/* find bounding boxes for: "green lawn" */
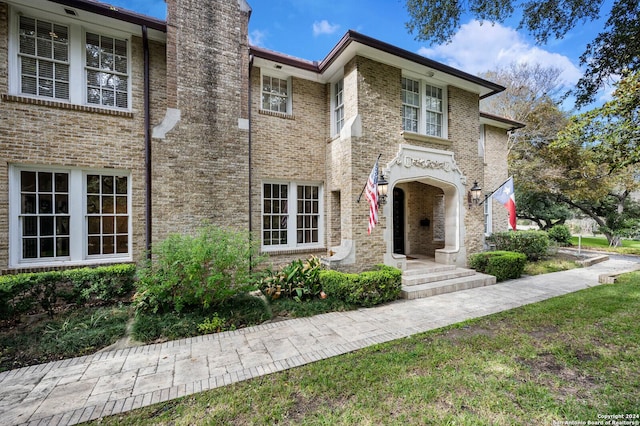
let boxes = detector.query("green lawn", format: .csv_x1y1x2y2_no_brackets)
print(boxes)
570,236,640,255
89,272,640,426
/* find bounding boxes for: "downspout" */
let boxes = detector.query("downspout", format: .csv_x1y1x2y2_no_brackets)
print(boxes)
142,25,152,258
248,53,254,268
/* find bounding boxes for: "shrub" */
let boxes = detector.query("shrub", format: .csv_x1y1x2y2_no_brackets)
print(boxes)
547,225,572,246
134,225,262,314
469,251,527,281
487,230,550,261
0,264,136,319
318,265,402,307
260,256,323,302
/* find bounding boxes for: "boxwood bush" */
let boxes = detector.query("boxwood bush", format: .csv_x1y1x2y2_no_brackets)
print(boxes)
547,224,572,246
0,264,136,319
487,230,550,261
469,251,527,282
319,265,402,307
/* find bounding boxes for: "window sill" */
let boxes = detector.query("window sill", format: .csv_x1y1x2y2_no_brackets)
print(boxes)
1,94,134,118
401,131,451,147
260,247,326,256
258,109,296,120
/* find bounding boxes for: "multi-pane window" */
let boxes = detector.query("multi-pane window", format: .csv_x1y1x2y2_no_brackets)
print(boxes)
296,185,319,244
263,183,322,249
86,33,129,108
12,12,130,109
18,16,70,100
19,171,70,259
261,75,289,113
263,183,289,246
425,84,443,137
334,79,345,133
402,77,420,133
400,77,446,138
86,174,129,255
11,167,131,266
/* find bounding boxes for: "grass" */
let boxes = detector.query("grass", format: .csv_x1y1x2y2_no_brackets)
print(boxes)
570,236,640,255
89,272,640,425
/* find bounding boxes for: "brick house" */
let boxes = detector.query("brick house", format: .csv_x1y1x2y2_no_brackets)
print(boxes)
0,0,522,275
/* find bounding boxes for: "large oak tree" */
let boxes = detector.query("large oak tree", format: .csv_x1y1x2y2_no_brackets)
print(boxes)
406,0,640,107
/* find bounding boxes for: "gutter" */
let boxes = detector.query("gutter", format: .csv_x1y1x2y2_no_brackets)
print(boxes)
47,0,166,31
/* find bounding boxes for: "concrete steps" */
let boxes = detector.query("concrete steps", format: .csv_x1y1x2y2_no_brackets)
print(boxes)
400,263,497,300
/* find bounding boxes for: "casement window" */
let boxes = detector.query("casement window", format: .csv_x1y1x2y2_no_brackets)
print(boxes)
10,166,131,267
11,11,130,110
334,79,345,134
261,73,291,114
401,77,447,138
262,182,323,250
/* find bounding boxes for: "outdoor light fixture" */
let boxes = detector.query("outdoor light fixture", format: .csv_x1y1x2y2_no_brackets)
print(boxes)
470,181,482,206
377,172,388,205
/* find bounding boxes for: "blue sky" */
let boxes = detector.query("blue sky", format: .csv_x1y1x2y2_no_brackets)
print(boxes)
106,0,614,107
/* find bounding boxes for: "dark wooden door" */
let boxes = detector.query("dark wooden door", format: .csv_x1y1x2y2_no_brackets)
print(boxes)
393,187,405,254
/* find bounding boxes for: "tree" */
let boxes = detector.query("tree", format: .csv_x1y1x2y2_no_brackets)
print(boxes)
542,72,640,245
405,0,640,107
479,63,571,227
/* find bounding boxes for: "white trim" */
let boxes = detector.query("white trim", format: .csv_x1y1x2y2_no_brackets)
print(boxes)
401,73,448,139
261,181,324,252
8,4,132,111
8,164,133,269
259,69,292,114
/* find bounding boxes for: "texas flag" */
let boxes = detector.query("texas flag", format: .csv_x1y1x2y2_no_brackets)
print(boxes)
492,177,517,231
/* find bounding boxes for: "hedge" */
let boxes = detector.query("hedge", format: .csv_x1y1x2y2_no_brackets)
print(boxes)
319,265,402,307
487,230,550,261
0,264,136,319
468,251,527,282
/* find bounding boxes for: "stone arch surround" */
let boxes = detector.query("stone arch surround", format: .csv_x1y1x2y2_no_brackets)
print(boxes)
383,144,468,269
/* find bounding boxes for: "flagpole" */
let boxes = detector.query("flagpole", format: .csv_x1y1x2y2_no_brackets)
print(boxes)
478,176,513,206
357,153,382,203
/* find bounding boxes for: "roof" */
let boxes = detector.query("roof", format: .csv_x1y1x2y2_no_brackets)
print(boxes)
251,30,506,99
479,112,526,130
45,0,165,31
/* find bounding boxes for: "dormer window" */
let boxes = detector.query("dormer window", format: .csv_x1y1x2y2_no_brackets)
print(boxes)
401,76,447,139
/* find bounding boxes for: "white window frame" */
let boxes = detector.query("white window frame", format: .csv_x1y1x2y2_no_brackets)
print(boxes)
484,196,493,237
332,78,345,136
260,69,292,114
8,5,131,111
261,181,324,251
8,165,132,268
401,74,448,139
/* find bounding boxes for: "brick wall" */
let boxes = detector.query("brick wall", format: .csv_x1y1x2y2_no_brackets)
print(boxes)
483,124,510,232
250,67,328,268
0,1,167,270
153,0,251,243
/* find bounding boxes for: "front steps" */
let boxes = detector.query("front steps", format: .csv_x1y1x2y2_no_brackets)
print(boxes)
400,261,497,300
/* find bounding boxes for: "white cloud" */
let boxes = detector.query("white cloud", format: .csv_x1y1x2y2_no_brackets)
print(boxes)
249,29,267,47
312,20,340,36
418,20,582,88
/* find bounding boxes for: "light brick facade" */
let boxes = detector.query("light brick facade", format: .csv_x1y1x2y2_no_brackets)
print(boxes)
0,0,520,274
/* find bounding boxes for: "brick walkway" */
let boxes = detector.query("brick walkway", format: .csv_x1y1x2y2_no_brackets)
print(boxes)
1,257,638,425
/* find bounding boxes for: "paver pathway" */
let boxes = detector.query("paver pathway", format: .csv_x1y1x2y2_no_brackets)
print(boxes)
1,257,638,425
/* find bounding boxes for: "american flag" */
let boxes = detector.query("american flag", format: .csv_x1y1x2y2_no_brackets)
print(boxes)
365,160,379,234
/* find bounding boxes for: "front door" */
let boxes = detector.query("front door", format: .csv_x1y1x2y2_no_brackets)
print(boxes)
393,187,405,254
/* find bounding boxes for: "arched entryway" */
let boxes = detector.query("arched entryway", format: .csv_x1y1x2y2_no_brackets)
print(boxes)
383,144,468,269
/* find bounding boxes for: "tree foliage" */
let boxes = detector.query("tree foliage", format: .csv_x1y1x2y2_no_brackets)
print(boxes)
406,0,640,106
542,72,640,245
